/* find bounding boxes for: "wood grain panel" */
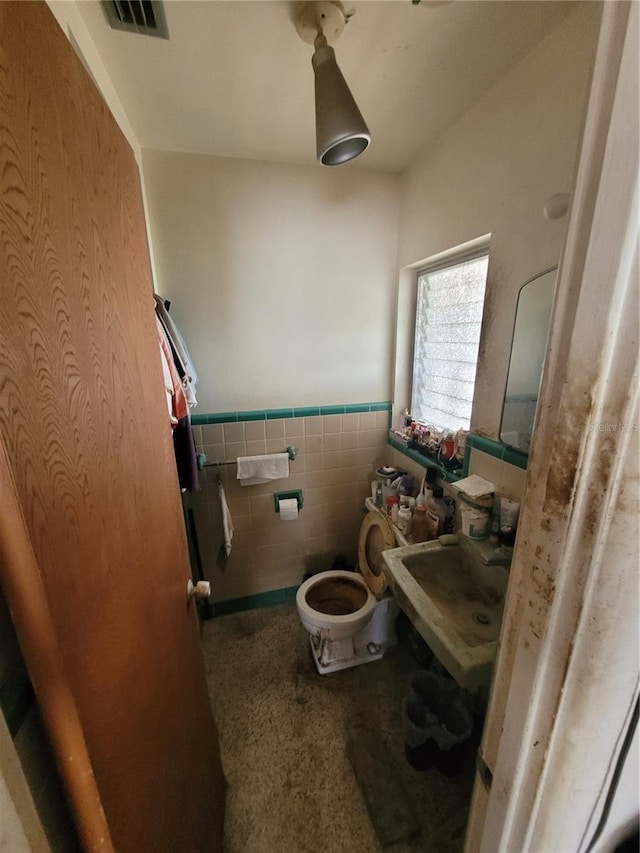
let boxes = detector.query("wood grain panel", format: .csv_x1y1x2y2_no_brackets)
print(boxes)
0,3,224,850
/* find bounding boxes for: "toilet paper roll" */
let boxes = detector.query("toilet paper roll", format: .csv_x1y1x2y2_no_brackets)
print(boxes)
279,497,299,521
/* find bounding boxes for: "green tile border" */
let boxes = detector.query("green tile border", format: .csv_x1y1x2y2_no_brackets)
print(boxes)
267,408,293,420
503,444,529,470
465,433,528,471
213,585,299,617
191,401,391,426
293,406,320,417
200,411,237,425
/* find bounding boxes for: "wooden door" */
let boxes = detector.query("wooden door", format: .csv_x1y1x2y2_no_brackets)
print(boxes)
0,3,225,851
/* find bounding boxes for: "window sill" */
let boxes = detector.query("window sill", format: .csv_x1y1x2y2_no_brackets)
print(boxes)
387,435,467,484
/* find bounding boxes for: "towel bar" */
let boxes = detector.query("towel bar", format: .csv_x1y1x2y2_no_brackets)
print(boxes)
198,446,297,470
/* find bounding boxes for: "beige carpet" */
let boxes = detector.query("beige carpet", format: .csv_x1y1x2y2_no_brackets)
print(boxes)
203,603,477,853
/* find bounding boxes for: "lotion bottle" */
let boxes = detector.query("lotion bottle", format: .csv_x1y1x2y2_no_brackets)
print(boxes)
426,486,447,536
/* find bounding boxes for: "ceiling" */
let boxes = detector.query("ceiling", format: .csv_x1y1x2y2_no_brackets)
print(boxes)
77,0,575,174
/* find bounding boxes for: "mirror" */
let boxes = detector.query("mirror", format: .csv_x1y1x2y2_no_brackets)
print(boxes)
500,267,557,453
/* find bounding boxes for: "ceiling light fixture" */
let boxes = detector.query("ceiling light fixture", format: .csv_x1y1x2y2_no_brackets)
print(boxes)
295,1,370,166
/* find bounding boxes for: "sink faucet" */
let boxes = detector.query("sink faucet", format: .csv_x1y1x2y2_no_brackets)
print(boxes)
481,545,513,566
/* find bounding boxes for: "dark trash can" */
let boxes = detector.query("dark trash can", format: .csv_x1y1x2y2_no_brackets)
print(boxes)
402,671,473,775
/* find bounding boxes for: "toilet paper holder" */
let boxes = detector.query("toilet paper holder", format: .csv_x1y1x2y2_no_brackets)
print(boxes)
274,489,304,513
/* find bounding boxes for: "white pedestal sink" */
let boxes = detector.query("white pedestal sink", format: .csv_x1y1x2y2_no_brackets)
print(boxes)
382,536,510,689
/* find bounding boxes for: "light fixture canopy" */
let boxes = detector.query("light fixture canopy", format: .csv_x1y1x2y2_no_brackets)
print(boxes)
295,2,370,166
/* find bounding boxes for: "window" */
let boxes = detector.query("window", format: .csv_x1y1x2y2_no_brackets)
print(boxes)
411,251,489,432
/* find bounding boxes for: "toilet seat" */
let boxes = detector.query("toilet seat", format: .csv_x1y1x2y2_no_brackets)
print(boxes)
296,570,376,640
358,511,395,599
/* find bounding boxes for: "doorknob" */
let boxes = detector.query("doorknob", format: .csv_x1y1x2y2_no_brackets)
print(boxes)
187,579,211,604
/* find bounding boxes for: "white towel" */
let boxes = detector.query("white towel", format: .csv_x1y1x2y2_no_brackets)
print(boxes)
237,453,289,486
218,480,234,556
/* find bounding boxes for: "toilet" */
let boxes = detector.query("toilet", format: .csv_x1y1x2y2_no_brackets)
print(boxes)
296,511,400,674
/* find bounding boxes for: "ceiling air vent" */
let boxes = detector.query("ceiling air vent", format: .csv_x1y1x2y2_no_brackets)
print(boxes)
102,0,169,39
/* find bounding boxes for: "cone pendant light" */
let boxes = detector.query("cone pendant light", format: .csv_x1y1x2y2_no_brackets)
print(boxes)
295,2,370,166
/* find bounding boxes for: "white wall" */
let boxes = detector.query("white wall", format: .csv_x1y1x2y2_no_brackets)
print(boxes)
142,151,400,412
141,5,599,426
396,3,601,438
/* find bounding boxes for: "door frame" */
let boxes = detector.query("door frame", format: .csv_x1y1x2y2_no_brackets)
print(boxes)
465,1,639,849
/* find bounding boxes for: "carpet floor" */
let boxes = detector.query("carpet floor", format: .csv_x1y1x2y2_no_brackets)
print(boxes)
203,603,479,853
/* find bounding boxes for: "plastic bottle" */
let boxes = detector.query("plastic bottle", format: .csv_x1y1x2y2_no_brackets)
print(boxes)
375,481,383,508
411,504,432,542
433,487,449,533
425,508,440,540
426,486,447,536
386,495,399,518
397,506,413,537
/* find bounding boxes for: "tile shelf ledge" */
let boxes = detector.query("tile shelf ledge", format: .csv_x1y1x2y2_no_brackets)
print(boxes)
387,431,529,483
387,436,466,483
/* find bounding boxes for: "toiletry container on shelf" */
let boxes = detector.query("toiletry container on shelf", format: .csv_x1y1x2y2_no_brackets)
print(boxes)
425,487,447,536
412,504,433,542
397,506,413,537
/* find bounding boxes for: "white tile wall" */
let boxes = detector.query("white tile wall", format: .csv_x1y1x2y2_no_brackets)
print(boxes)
468,448,528,502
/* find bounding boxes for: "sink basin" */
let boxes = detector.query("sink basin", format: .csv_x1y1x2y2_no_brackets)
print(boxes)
382,537,509,689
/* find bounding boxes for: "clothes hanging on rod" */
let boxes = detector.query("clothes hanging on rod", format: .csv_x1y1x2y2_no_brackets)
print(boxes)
154,294,198,407
156,316,187,425
154,296,200,491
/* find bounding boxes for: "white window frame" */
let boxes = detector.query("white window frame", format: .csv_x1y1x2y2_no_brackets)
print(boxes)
410,245,489,433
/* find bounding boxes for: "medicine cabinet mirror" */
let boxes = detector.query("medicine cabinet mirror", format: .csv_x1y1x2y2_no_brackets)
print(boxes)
500,267,557,453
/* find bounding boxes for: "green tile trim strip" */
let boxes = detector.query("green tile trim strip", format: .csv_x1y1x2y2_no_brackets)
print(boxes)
503,444,529,470
191,402,392,426
0,665,35,738
387,436,464,484
213,585,299,617
465,432,528,470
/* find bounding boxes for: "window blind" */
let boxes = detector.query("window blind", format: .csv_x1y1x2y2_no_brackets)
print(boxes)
411,254,489,431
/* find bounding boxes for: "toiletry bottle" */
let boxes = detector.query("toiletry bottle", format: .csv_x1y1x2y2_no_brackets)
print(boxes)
424,508,440,540
412,504,431,542
375,481,383,508
397,505,413,537
386,496,399,518
426,486,447,535
433,487,448,524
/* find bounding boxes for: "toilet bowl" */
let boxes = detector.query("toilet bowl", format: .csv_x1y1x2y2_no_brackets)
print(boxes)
296,511,400,674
